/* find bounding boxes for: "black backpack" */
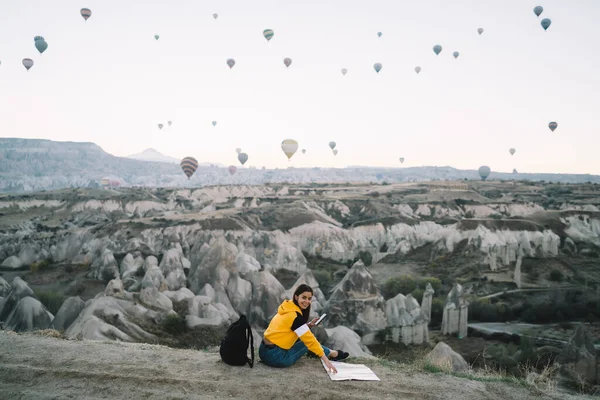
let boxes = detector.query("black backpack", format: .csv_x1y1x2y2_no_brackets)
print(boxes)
219,315,254,367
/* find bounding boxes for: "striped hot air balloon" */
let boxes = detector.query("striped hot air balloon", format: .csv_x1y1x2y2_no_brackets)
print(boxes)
549,121,558,131
227,58,235,69
263,29,274,41
238,153,248,165
22,58,34,71
228,165,237,175
180,157,199,179
284,58,292,67
154,34,160,40
80,8,92,21
541,18,552,31
281,139,298,160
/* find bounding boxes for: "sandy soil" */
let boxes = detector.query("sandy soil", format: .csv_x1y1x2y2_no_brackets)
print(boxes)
0,331,591,400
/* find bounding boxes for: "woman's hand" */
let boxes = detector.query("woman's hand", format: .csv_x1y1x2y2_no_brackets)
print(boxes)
307,317,319,328
321,354,338,374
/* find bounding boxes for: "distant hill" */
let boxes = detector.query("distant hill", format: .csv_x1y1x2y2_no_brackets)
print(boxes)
126,148,180,164
1,138,599,193
126,148,224,167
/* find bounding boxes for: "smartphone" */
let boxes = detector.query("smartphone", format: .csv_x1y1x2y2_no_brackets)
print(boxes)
314,313,327,326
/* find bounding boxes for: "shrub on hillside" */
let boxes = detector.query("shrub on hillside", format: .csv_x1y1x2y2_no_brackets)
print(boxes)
549,269,564,282
382,276,443,300
34,290,65,315
163,313,187,335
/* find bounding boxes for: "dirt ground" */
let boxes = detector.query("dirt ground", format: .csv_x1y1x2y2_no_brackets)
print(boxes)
0,332,592,400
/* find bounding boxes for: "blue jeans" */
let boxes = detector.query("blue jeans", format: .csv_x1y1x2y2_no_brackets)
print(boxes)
259,340,331,368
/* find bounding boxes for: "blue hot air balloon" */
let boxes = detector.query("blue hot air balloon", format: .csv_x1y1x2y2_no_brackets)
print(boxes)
541,18,552,31
478,166,491,181
373,63,382,73
533,6,543,17
34,36,48,54
433,45,442,55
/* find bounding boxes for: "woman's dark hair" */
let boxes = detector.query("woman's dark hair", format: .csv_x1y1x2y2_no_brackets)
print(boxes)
292,284,313,323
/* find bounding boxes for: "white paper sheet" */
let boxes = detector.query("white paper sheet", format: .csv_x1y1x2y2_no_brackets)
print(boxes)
320,360,380,381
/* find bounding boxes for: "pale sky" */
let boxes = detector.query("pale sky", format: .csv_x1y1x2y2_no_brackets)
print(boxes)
1,0,598,174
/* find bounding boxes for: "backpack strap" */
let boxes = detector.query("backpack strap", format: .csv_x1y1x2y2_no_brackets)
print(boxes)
247,323,254,368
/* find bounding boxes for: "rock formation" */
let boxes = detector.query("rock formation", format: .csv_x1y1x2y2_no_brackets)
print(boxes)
425,342,469,372
442,284,469,338
421,282,435,322
384,293,429,345
50,296,86,331
324,260,387,335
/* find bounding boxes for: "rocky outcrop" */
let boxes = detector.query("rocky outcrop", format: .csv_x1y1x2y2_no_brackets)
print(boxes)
421,283,435,322
0,277,37,322
324,261,387,335
384,293,428,345
324,326,374,359
248,271,286,327
1,256,24,270
425,342,469,372
159,248,188,291
65,295,160,342
187,295,236,327
4,296,53,332
442,284,469,338
50,296,86,331
140,287,173,312
120,253,144,279
90,249,119,282
0,277,10,297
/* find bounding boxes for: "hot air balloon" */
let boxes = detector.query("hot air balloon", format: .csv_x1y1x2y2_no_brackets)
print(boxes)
333,149,338,156
168,121,172,127
180,157,199,179
212,121,217,127
213,13,218,19
263,29,274,41
235,148,242,154
399,157,405,164
281,139,298,160
34,36,48,54
509,148,516,156
302,149,306,154
513,168,518,174
154,35,160,40
549,121,558,131
477,28,484,35
341,68,347,76
227,58,235,69
478,165,491,181
158,124,164,130
377,32,382,38
238,153,248,165
283,58,292,68
80,8,92,21
533,6,543,17
541,18,551,30
433,45,442,55
22,58,34,71
328,141,336,150
374,63,382,73
453,51,459,59
228,165,237,175
415,66,421,74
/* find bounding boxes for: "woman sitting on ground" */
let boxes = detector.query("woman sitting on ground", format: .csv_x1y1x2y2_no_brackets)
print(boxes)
260,284,349,373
